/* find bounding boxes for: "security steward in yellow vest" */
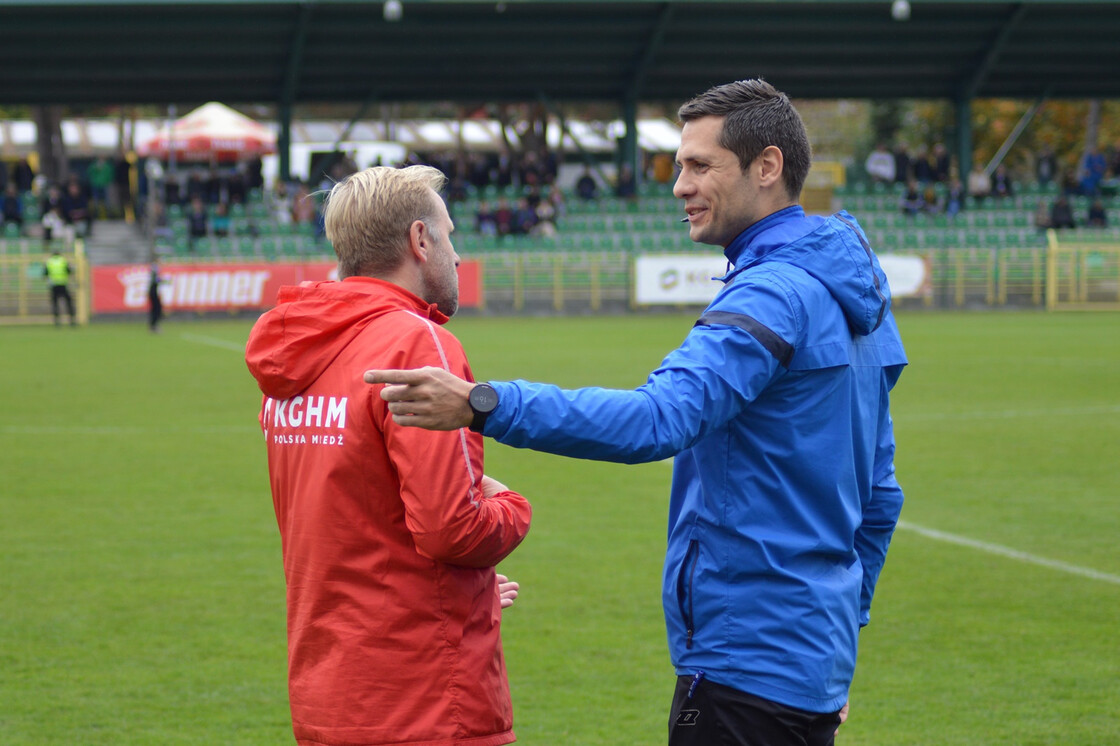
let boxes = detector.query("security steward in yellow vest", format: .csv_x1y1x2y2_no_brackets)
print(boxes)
44,251,76,326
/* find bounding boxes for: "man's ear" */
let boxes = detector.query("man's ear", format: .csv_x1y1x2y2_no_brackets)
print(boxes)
408,219,428,262
756,145,785,189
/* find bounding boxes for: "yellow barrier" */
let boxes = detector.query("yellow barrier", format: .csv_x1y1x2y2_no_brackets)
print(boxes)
0,240,89,325
1045,230,1120,311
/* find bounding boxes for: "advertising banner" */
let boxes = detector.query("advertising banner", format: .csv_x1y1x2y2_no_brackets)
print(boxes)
91,261,484,314
877,254,931,299
635,252,932,305
634,255,727,305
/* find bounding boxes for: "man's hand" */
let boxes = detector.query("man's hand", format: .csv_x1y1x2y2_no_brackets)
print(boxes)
481,475,510,498
363,367,476,430
835,702,849,736
496,573,520,609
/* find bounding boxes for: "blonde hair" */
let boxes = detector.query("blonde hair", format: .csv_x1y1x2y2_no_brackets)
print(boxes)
323,165,447,278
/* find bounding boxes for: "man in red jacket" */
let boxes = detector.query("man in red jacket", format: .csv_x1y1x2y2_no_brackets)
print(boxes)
245,165,532,746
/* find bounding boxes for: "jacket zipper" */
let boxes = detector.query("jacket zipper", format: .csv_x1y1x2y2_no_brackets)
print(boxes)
678,539,699,649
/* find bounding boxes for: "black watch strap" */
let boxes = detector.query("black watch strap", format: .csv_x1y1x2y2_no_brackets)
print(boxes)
468,383,499,433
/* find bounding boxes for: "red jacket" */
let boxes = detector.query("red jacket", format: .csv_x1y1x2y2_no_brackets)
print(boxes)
245,277,531,746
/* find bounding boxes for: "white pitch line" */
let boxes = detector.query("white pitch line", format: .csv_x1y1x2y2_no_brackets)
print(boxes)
180,332,247,352
897,520,1120,586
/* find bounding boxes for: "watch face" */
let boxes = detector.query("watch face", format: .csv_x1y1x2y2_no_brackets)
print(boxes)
470,384,499,413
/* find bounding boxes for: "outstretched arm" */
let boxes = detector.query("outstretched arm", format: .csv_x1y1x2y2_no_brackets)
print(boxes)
364,366,475,430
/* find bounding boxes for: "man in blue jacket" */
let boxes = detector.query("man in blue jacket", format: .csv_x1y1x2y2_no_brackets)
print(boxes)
366,79,907,746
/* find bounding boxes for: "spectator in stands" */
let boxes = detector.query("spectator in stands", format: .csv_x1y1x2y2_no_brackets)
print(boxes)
1079,146,1108,196
511,197,538,235
575,166,598,201
990,164,1014,199
41,184,64,221
42,206,69,245
967,164,991,203
272,182,294,227
519,151,543,190
1087,198,1108,227
864,142,896,184
61,180,92,237
292,183,317,226
247,156,264,194
87,157,114,219
544,185,566,220
899,180,925,216
228,167,247,206
525,185,542,211
494,150,514,189
932,143,951,183
615,163,637,200
475,200,498,237
911,145,934,183
945,179,965,219
493,197,513,237
149,200,174,247
212,201,231,237
187,196,209,248
1060,169,1080,197
447,177,468,204
1050,196,1076,229
921,184,942,215
1035,145,1057,186
14,158,35,193
2,184,22,230
467,153,490,190
1033,199,1052,231
892,143,911,185
533,198,558,238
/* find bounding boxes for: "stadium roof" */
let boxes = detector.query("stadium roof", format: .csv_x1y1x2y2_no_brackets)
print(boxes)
2,0,1120,108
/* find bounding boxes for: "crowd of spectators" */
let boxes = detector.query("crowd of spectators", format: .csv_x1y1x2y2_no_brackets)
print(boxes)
865,139,1120,232
1,155,138,241
407,147,644,239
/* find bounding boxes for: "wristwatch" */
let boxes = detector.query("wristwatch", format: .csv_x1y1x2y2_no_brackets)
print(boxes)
468,383,499,433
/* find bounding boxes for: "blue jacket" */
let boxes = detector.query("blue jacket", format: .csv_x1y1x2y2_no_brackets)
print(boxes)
484,206,907,713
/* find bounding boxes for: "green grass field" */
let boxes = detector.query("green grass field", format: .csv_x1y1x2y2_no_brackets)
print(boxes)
2,310,1118,745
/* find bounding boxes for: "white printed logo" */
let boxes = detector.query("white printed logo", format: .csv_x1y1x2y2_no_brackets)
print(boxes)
263,395,348,447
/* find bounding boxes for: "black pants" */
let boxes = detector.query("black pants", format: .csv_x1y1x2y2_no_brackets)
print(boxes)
669,674,842,746
50,284,74,323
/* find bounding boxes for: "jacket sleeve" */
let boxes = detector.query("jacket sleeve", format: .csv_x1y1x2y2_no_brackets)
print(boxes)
379,323,530,568
854,367,905,626
485,282,790,463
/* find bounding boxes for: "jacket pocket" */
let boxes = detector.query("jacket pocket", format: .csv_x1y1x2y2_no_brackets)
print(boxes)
676,539,700,649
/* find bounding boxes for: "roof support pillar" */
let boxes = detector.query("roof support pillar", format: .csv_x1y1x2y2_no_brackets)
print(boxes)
278,1,315,183
955,95,972,186
619,2,674,186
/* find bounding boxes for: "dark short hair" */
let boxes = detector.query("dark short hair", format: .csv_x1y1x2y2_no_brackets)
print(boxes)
678,79,812,199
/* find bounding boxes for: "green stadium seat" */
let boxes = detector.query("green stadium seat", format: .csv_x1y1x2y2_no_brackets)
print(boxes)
259,237,278,259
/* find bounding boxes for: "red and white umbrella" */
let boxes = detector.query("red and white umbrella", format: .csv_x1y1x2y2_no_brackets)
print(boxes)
140,101,276,162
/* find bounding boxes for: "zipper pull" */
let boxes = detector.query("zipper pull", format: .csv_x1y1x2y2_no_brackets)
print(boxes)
686,628,694,649
686,670,705,700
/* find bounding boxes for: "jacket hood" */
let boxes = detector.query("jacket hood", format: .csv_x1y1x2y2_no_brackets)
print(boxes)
724,207,890,336
245,277,448,400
